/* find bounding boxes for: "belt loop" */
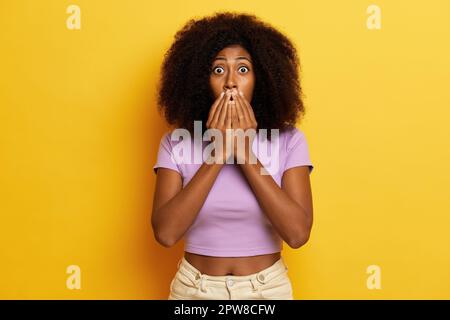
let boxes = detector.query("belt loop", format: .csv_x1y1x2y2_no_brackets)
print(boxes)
250,278,259,292
199,275,207,293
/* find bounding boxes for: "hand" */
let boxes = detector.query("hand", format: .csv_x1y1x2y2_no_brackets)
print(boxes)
205,89,234,164
230,89,258,164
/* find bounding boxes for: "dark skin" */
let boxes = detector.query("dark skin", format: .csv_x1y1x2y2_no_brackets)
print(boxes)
152,45,313,276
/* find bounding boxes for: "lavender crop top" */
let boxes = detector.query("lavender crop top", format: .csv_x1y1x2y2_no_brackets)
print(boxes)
152,127,314,257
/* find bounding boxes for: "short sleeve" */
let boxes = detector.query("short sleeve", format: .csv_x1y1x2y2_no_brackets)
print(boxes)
284,128,314,175
153,132,182,175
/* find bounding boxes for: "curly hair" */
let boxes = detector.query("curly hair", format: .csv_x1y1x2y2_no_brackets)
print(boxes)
156,11,306,141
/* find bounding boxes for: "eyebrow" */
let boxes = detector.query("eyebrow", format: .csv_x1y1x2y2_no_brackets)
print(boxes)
213,56,253,63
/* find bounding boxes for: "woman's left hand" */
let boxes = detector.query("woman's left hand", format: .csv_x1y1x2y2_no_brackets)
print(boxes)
230,89,258,164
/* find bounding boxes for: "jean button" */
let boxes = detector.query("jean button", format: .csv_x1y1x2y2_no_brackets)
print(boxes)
258,274,265,282
227,279,234,287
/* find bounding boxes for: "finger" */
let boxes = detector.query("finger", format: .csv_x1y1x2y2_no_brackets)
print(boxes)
236,90,252,123
231,101,238,129
206,91,224,127
226,100,232,129
233,91,249,126
208,91,226,127
239,91,257,124
218,91,232,125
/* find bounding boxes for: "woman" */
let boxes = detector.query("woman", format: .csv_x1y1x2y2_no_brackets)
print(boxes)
152,12,314,300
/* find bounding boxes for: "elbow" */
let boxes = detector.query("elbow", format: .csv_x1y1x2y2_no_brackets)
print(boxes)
154,231,176,248
287,228,311,249
288,212,313,249
152,217,176,248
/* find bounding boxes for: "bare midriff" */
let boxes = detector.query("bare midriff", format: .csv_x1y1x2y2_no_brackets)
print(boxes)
184,251,281,276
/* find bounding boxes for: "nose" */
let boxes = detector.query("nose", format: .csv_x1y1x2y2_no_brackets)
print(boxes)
224,84,237,91
223,84,238,100
223,85,238,94
223,73,238,93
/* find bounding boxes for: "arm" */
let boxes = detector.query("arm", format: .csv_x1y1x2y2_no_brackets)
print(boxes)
238,155,313,249
152,91,234,247
228,89,313,248
151,158,224,247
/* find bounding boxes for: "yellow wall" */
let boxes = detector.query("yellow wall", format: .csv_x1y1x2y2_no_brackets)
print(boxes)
1,0,449,299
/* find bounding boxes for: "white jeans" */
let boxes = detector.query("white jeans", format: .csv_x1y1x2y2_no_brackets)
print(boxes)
168,256,294,300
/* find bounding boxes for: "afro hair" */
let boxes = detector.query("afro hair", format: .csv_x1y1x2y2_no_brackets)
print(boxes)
157,11,306,140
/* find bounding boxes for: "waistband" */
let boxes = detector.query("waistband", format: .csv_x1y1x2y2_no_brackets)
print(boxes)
177,255,288,285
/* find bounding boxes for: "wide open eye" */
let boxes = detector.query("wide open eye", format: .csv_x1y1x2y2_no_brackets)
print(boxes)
238,66,249,73
212,66,225,74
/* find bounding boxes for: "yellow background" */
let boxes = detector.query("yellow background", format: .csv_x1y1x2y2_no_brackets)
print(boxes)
1,0,449,299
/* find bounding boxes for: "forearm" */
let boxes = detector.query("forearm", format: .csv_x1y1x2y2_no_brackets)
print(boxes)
238,157,311,248
154,158,224,246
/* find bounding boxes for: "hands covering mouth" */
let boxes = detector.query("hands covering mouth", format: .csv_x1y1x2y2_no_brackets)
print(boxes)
206,86,258,164
224,88,238,101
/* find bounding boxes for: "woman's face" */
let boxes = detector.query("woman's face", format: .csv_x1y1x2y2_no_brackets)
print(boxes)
209,44,255,103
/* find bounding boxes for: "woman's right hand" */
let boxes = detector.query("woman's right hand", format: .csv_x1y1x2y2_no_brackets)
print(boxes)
205,89,234,164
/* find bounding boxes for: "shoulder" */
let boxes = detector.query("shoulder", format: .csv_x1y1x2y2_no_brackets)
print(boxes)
280,126,307,151
156,131,173,152
160,129,192,148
